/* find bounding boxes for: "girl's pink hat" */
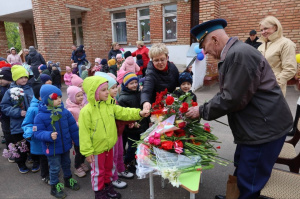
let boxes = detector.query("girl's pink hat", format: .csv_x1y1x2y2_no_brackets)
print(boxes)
71,74,83,87
95,58,101,64
117,69,129,85
116,54,122,59
66,66,71,71
67,86,83,104
95,82,108,101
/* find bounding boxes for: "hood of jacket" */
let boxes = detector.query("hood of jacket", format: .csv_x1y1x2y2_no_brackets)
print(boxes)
30,96,40,108
124,56,134,65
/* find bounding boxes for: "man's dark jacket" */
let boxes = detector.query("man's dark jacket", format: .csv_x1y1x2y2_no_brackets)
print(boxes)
199,37,292,145
245,36,262,49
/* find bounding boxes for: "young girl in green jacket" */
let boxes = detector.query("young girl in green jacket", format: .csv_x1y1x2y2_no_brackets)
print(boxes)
78,76,149,199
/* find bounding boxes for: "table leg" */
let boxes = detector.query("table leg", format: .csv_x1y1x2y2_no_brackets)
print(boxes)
149,172,154,199
190,193,195,199
161,177,165,188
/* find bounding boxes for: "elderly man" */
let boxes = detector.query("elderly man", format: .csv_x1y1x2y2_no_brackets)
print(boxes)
187,19,293,199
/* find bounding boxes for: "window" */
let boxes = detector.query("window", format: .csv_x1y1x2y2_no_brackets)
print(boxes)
71,18,83,46
163,4,177,41
111,12,127,43
138,8,150,42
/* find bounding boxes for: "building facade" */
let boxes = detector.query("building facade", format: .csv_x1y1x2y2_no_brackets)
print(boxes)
0,0,299,83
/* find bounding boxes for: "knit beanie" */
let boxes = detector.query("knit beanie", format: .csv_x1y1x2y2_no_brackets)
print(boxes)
108,59,116,66
0,61,11,68
117,70,129,85
95,58,101,64
71,74,83,87
124,51,132,59
123,72,138,86
95,82,108,101
40,84,62,105
11,65,29,81
107,73,116,80
94,72,117,89
29,46,35,52
137,54,143,60
100,59,107,65
67,86,83,104
116,54,122,59
66,66,71,72
40,74,52,84
38,64,47,71
32,83,42,100
0,67,13,81
179,72,193,85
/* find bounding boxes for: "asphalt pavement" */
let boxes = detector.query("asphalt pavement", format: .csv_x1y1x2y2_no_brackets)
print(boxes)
0,83,299,199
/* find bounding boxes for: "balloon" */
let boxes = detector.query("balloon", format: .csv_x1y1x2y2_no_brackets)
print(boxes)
194,45,202,54
197,52,204,61
296,54,300,64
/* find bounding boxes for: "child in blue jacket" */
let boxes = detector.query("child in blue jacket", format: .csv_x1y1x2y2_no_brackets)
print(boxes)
0,65,33,173
22,83,50,184
33,84,80,198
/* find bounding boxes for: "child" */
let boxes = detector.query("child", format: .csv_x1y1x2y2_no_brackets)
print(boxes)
80,65,88,80
22,84,50,183
115,54,123,70
0,66,14,159
40,74,52,85
108,59,117,77
0,65,33,173
120,53,140,74
65,86,89,178
71,74,88,105
100,59,109,73
71,63,78,75
88,58,101,77
173,72,197,102
183,64,193,77
64,66,72,86
51,64,61,89
47,61,53,74
118,72,150,173
34,84,80,198
79,76,149,199
136,54,143,78
39,64,51,76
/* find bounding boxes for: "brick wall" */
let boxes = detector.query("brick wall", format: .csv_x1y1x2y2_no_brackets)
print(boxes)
0,21,8,58
19,21,35,60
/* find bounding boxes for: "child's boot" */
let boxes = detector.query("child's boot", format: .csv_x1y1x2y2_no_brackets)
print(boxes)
51,183,66,199
95,189,109,199
64,177,80,190
105,183,121,199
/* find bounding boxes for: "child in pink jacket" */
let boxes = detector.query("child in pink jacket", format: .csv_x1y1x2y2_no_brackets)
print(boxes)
66,86,89,178
120,55,140,74
71,75,88,104
64,66,72,86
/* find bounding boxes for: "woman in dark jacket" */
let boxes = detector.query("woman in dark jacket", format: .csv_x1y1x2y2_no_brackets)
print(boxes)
108,42,122,60
141,43,179,110
27,46,46,79
74,45,87,77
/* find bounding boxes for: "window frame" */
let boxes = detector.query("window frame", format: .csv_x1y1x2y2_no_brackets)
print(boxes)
163,4,177,42
137,7,150,43
111,11,127,44
71,17,83,46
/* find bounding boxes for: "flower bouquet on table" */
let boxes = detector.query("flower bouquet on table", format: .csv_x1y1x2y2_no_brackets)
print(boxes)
135,89,228,187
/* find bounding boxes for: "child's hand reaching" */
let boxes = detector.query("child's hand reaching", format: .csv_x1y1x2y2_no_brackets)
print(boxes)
128,123,135,128
134,122,140,128
86,155,95,163
51,132,58,140
139,109,150,118
21,110,26,117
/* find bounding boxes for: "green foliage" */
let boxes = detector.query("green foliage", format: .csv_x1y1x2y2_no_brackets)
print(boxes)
4,22,21,52
47,98,62,132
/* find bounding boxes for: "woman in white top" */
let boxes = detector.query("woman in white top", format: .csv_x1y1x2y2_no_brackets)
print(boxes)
6,47,22,64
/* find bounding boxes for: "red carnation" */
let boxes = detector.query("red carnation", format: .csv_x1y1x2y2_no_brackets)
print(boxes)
51,93,58,100
161,141,173,150
174,129,186,137
216,146,221,149
178,121,186,129
165,131,174,137
174,140,183,148
192,101,198,106
179,102,189,113
165,96,174,105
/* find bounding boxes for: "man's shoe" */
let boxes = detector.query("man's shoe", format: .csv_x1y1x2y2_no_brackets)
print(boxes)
32,162,40,173
215,195,226,199
18,165,29,174
74,167,86,177
112,179,127,189
118,170,134,179
105,183,121,199
51,183,66,199
64,177,80,190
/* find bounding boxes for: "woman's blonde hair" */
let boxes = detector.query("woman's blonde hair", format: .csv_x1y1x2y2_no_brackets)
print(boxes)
259,16,283,37
149,43,169,59
136,41,144,46
111,42,119,49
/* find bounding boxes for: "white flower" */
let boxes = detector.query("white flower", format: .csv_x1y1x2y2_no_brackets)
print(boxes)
14,96,18,100
161,167,182,188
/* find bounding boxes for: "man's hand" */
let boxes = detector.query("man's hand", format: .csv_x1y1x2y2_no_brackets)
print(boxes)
186,106,200,119
143,102,151,112
21,110,26,117
51,132,58,140
140,109,150,118
86,155,95,163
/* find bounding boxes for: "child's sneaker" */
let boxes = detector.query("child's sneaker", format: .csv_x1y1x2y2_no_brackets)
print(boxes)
27,155,33,163
80,163,89,172
64,177,80,190
51,183,66,199
42,176,50,185
105,183,121,199
95,189,109,199
8,157,15,163
32,162,40,173
112,179,127,189
18,164,29,174
74,167,86,177
118,170,134,179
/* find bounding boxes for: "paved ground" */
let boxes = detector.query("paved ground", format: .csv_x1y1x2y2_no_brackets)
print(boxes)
0,83,299,199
